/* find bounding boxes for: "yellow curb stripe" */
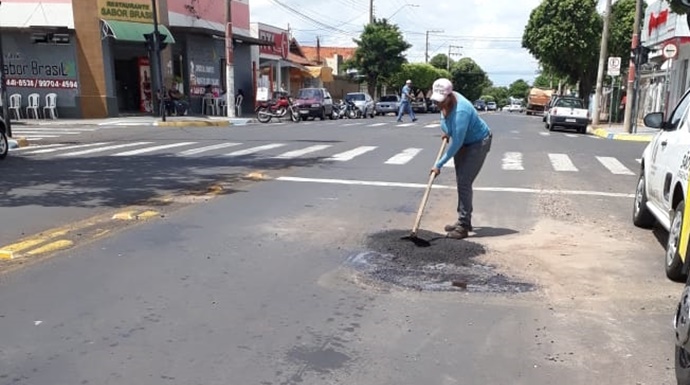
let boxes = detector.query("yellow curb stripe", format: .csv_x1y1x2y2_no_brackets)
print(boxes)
136,210,159,220
0,228,71,258
24,240,74,257
112,210,138,220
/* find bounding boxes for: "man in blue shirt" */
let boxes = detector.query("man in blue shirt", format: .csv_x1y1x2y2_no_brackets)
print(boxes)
396,79,417,122
429,78,492,239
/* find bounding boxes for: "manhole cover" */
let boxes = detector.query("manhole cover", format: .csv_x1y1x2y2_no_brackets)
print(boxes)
344,229,535,293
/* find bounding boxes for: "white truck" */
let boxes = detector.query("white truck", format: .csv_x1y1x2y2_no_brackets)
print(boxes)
543,96,590,134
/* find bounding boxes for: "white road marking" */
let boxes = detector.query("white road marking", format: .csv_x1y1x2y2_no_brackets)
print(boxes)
565,133,578,138
425,124,440,128
273,144,332,159
396,123,415,127
224,143,287,157
636,158,641,163
11,143,66,152
444,158,455,168
342,123,363,126
502,152,524,170
58,142,154,157
368,123,387,127
178,142,241,156
539,132,550,136
13,131,82,135
596,156,635,175
15,135,59,138
511,130,520,134
548,153,578,172
111,142,198,156
13,127,99,132
23,142,112,155
384,148,423,165
326,146,377,161
274,176,636,198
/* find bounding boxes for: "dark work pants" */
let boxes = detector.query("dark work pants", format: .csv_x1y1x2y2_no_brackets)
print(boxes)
453,133,492,228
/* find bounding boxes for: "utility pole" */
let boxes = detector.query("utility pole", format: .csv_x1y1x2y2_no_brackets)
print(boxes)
225,0,236,117
623,0,642,133
0,0,12,137
447,45,463,71
150,0,166,121
369,0,374,23
425,29,443,63
592,0,611,126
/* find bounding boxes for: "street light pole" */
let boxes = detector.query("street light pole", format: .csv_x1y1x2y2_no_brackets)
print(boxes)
0,0,11,137
150,0,166,121
592,0,611,126
623,0,642,133
225,0,235,118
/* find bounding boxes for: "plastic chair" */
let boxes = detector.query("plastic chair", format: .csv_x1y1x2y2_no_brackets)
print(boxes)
202,96,216,115
9,94,21,120
43,93,58,119
26,93,40,119
235,94,244,117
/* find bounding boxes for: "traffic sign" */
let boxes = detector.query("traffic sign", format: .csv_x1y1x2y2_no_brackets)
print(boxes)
607,56,621,76
663,43,678,59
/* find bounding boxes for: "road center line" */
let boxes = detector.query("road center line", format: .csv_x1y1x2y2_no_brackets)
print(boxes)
273,176,635,199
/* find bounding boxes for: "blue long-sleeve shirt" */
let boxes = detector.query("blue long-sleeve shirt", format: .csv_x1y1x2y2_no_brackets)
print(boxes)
435,91,491,169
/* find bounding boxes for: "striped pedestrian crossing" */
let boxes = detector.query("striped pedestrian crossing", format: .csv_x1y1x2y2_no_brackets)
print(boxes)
11,140,640,176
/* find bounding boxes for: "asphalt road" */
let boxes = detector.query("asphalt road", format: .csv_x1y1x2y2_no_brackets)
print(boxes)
0,111,681,384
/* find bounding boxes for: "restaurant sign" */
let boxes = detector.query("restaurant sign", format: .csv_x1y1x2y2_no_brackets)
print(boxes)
98,0,154,23
259,30,289,59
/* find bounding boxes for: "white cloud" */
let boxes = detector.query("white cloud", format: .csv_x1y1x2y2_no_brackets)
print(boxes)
249,0,544,87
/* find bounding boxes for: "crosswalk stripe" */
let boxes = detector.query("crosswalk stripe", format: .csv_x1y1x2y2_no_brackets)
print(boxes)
385,148,423,165
368,123,387,127
223,143,287,157
343,123,363,126
58,142,154,157
539,132,550,136
13,127,99,132
636,158,641,163
565,133,578,138
17,135,59,138
502,152,524,170
327,146,377,161
596,156,634,175
111,142,198,156
273,144,332,159
425,124,440,128
14,131,82,135
511,130,520,134
548,153,578,172
24,142,112,155
178,142,241,156
397,123,414,127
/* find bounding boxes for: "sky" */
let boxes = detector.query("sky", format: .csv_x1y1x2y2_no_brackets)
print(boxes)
249,0,547,87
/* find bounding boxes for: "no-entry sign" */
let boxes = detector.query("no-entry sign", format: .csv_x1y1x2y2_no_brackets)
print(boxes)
607,56,621,76
663,43,678,60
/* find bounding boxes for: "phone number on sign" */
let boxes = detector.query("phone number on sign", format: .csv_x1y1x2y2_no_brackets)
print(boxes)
4,78,79,89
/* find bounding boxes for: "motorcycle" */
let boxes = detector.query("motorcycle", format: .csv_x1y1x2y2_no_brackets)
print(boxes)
344,99,362,119
331,99,346,119
256,94,299,123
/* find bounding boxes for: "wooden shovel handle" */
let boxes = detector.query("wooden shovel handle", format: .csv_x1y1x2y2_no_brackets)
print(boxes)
411,137,448,234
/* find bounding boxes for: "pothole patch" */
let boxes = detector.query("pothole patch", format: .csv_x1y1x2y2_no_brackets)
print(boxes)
344,229,535,293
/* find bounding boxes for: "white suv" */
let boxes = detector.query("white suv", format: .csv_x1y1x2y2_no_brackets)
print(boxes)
0,116,7,160
634,89,690,282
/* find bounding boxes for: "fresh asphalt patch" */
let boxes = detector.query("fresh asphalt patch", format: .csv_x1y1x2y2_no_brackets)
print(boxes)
344,229,535,293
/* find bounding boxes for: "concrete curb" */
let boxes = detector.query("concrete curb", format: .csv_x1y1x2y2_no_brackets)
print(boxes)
589,127,654,142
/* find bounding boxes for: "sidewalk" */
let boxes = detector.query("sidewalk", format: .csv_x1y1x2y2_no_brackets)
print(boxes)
588,121,657,142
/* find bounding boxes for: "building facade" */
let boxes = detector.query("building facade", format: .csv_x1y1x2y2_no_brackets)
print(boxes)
0,0,266,118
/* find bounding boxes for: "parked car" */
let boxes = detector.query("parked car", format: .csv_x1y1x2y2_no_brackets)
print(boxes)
0,116,7,160
543,96,589,134
293,87,334,120
375,95,400,115
427,99,439,113
486,101,497,111
345,92,375,118
411,97,428,113
474,100,487,111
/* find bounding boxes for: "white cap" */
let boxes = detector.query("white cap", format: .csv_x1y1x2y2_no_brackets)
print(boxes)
406,79,412,84
430,78,453,103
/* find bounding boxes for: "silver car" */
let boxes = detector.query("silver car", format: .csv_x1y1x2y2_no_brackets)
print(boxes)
376,94,400,115
345,92,376,118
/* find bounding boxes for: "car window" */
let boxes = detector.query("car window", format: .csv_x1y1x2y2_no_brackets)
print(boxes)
346,93,365,101
668,91,690,130
298,89,321,99
554,98,583,108
380,96,398,102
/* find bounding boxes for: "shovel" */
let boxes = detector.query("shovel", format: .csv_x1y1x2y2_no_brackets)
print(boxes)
401,137,448,247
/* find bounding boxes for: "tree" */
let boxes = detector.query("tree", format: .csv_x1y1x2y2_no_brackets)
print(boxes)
351,18,412,97
386,63,451,95
451,57,488,102
667,0,690,15
483,86,509,106
508,79,531,99
609,0,646,68
522,0,602,105
429,54,454,71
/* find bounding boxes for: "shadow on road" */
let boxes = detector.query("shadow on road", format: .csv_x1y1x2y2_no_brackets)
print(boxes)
0,153,329,209
471,226,519,238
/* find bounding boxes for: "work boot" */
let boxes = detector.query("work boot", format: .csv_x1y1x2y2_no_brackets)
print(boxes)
444,222,472,232
447,227,469,239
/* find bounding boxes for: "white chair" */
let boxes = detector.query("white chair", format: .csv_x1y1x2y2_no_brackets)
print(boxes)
9,94,21,120
235,94,243,117
43,93,58,119
26,93,40,119
202,96,216,115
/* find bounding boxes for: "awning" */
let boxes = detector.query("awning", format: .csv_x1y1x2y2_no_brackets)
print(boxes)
233,33,272,46
101,19,176,44
306,66,334,82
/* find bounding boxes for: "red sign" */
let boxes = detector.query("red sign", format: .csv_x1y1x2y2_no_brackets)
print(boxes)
649,9,669,35
259,30,289,59
5,78,78,89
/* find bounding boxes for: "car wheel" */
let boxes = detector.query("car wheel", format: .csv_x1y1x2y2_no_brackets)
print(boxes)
667,201,688,282
0,128,7,160
676,281,690,385
633,171,655,228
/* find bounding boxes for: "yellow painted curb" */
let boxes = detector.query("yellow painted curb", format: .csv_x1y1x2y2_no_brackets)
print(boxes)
25,240,74,257
154,120,232,127
112,210,138,220
0,229,70,259
590,127,653,142
135,210,160,220
244,171,270,181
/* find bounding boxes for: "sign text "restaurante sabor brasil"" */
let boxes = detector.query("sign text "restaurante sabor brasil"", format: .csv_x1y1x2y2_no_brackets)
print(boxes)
100,1,153,22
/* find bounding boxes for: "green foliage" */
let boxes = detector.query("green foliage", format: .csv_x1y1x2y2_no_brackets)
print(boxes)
482,86,509,106
351,18,412,96
508,79,531,99
522,0,602,104
387,63,451,92
429,54,453,71
667,0,690,15
609,0,646,66
450,57,489,102
480,95,495,103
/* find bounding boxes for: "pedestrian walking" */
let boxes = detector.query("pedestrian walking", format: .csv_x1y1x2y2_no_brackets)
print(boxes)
429,78,492,239
396,79,417,122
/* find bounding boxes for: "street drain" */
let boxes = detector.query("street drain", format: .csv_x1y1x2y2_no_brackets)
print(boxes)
345,229,535,293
